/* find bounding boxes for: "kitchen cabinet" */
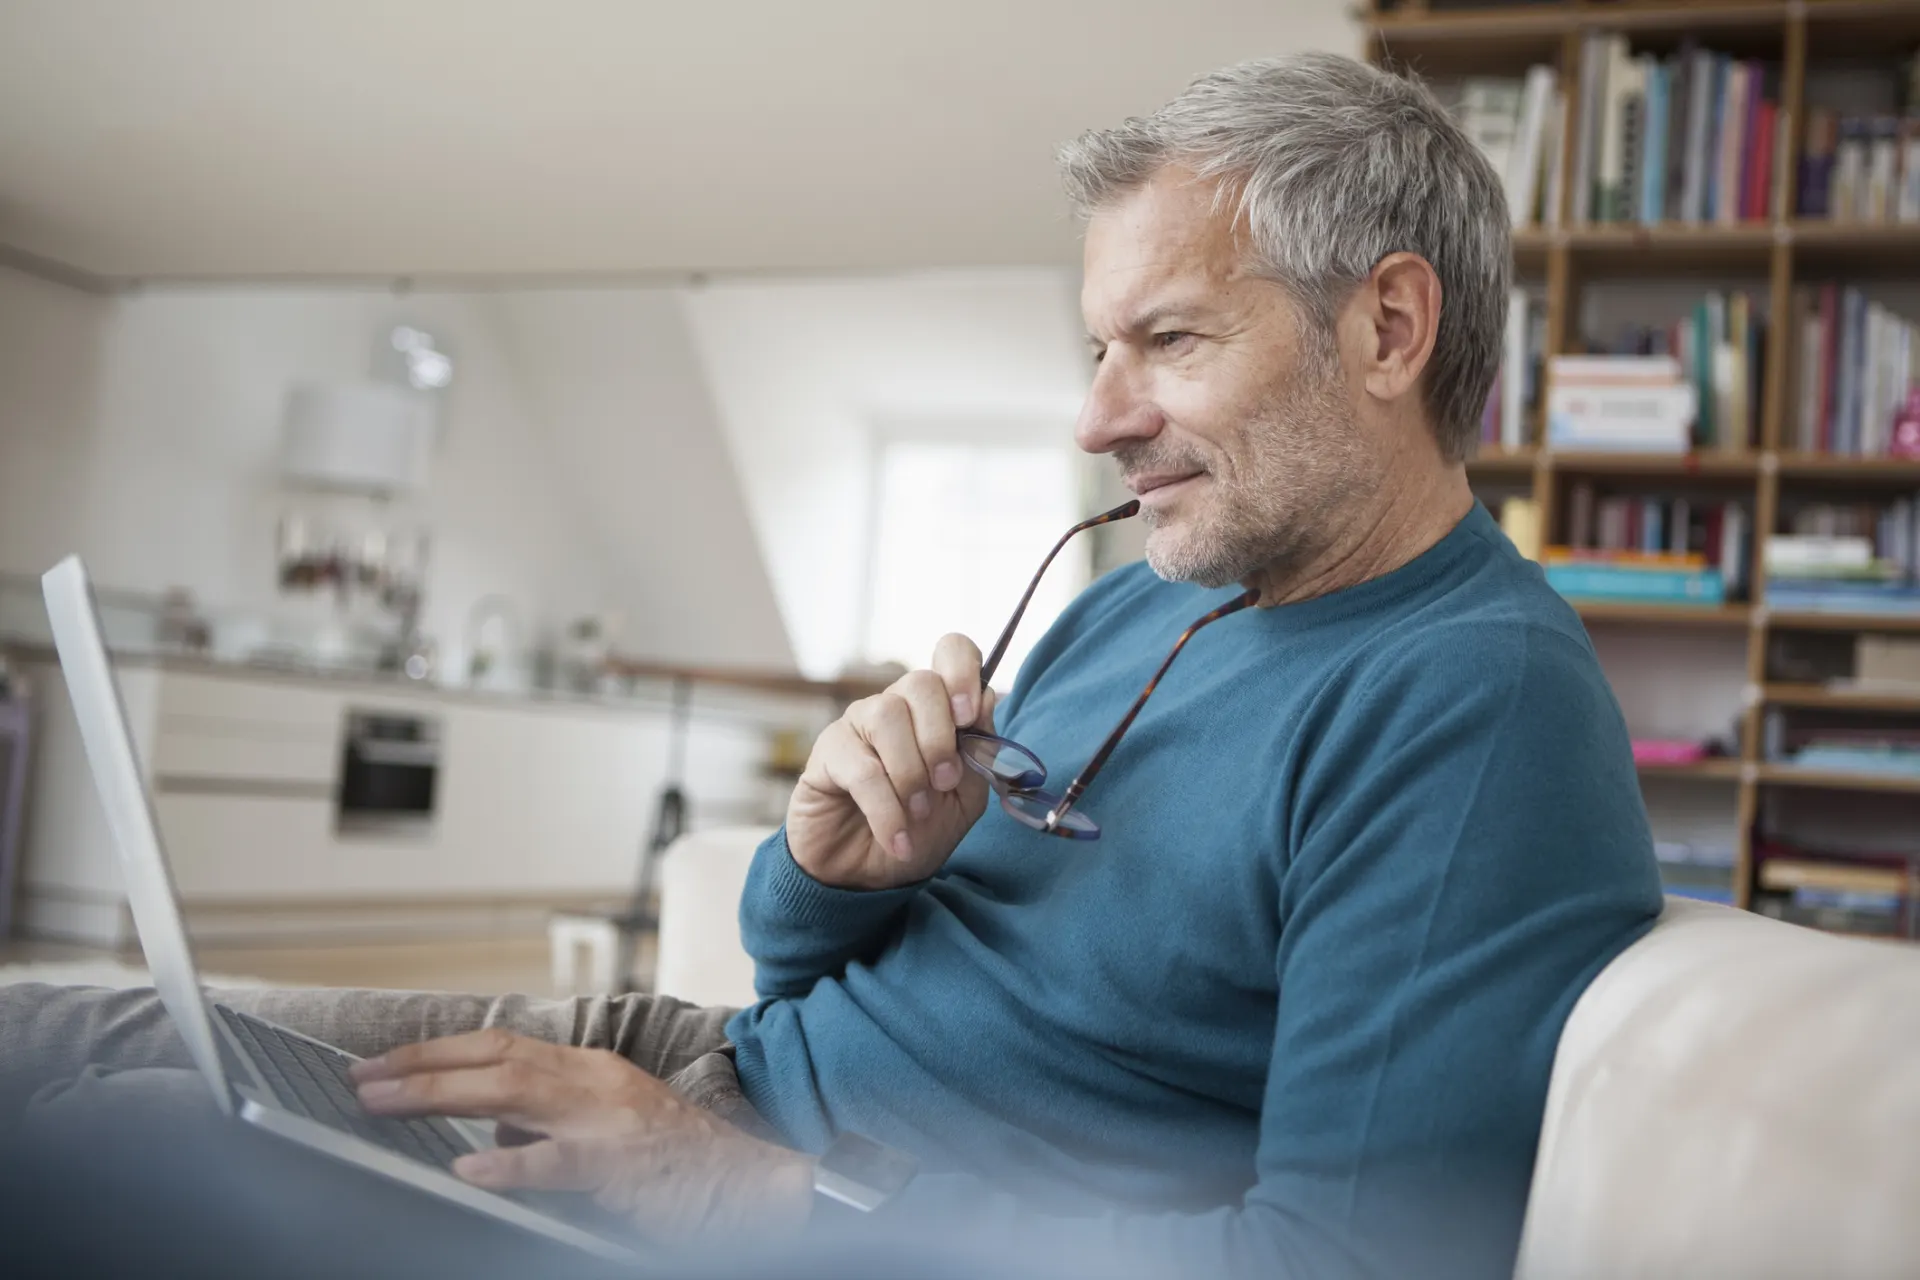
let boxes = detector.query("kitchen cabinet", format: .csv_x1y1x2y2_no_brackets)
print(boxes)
14,655,777,946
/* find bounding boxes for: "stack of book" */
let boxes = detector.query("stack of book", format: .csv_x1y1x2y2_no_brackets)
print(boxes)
1572,37,1781,226
1797,109,1920,222
1553,488,1750,603
1584,293,1766,452
1447,67,1565,228
1655,839,1736,907
1753,845,1916,938
1481,290,1547,450
1544,547,1727,606
1767,517,1920,615
1788,287,1920,456
1764,706,1920,775
1546,355,1695,451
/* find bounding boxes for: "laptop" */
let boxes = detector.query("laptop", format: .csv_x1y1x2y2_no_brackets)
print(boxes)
40,555,634,1262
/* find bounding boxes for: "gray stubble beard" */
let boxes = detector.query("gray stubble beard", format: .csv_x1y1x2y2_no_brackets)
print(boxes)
1138,366,1368,591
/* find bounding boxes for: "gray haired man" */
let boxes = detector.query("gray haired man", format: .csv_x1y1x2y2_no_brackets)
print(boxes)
1,53,1661,1279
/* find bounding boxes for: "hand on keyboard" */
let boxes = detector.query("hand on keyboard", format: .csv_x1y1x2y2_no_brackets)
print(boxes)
351,1029,815,1241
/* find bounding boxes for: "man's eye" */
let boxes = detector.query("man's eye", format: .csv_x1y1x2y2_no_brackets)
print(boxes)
1153,331,1195,351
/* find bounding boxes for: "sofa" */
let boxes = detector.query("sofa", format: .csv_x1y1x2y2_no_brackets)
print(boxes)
653,829,1920,1277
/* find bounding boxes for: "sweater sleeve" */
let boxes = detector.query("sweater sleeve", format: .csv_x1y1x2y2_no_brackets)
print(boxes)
833,624,1663,1280
736,827,926,1000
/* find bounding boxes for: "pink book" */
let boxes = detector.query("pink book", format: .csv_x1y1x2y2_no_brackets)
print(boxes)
1633,739,1710,766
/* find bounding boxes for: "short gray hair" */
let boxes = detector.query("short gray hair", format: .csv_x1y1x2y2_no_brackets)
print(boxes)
1057,52,1510,462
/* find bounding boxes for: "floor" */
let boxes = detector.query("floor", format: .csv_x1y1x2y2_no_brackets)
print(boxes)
0,932,651,995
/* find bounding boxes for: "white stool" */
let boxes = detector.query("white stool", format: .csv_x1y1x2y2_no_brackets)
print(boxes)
547,912,623,997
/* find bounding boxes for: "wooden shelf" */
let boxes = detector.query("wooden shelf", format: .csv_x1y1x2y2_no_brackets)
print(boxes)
1773,453,1920,483
1574,601,1753,626
1366,2,1801,41
1543,450,1761,476
1753,763,1920,795
1637,758,1746,781
1563,222,1778,274
1790,220,1920,271
1466,447,1538,477
1764,682,1920,712
1765,610,1920,634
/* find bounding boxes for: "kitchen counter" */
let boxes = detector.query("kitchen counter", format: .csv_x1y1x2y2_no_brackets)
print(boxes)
5,636,811,948
0,635,835,723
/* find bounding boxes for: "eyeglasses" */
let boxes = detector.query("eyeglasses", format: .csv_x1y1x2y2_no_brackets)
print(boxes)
959,500,1260,840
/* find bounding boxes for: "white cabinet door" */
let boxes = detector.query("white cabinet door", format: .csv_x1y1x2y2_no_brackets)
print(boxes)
153,672,345,788
434,703,664,895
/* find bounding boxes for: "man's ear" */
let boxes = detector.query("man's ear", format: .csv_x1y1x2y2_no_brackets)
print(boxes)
1355,252,1441,407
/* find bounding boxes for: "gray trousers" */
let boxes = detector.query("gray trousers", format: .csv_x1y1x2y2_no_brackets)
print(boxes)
0,981,765,1140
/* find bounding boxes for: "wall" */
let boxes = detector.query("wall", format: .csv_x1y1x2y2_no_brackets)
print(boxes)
487,289,793,667
681,267,1097,679
0,266,791,676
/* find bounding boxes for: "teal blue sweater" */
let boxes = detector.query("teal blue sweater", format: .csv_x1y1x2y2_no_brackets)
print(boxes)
727,503,1662,1277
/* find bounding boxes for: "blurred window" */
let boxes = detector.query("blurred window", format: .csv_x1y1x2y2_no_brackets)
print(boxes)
861,438,1085,683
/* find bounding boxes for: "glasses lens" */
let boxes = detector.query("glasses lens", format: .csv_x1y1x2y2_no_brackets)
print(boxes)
998,788,1100,840
958,732,1047,791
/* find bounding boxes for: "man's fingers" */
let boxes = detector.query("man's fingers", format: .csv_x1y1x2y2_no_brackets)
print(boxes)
811,722,914,861
888,670,965,794
849,690,934,814
351,1027,559,1083
931,633,985,727
356,1060,563,1124
453,1138,599,1192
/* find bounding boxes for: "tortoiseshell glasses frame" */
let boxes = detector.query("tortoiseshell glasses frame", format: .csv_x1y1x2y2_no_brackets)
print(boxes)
959,499,1261,840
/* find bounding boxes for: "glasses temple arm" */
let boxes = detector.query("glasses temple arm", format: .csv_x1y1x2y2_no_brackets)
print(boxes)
1045,588,1261,831
979,499,1140,686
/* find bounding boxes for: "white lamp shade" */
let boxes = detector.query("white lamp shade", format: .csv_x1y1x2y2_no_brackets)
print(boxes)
281,382,432,494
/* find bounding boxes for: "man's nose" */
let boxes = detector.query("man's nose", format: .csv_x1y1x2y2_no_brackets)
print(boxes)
1074,357,1162,455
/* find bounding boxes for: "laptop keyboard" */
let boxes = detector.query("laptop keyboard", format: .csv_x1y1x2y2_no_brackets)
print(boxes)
215,1004,472,1171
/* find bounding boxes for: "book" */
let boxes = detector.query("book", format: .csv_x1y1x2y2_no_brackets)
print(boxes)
1899,119,1920,222
1544,563,1727,603
1501,286,1529,449
1799,108,1838,217
1547,384,1695,450
1574,34,1608,225
1597,37,1634,223
1681,48,1715,223
1761,859,1910,898
1868,117,1899,222
1618,56,1648,224
1663,49,1692,223
1510,64,1559,227
1542,88,1567,226
1717,60,1748,225
1639,57,1668,224
1499,498,1542,560
1766,535,1875,572
1835,118,1868,220
1544,547,1707,569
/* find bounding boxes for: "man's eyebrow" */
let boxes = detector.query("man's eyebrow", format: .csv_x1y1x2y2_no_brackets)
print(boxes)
1087,304,1206,346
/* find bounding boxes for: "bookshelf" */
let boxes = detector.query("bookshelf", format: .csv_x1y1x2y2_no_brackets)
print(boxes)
1370,0,1920,931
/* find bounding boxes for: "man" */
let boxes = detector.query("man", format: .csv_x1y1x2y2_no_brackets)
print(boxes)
1,52,1662,1278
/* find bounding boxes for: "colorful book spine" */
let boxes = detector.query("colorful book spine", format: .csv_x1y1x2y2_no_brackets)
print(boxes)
1545,564,1728,603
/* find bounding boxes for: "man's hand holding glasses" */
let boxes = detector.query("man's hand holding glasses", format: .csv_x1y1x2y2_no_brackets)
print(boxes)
785,499,1258,890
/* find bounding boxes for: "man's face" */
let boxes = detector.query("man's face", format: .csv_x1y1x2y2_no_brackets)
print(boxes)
1077,167,1371,589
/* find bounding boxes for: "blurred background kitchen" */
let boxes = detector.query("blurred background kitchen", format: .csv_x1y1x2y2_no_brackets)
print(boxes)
0,2,1354,991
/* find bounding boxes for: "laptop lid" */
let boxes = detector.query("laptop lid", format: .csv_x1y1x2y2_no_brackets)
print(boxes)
41,555,236,1115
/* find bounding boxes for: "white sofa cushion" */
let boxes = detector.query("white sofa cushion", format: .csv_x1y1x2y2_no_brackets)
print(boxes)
1516,897,1920,1279
652,825,768,1009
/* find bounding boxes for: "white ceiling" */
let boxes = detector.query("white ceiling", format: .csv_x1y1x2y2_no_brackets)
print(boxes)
0,0,1356,284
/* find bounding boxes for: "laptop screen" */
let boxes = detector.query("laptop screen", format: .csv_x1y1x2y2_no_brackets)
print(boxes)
41,556,236,1114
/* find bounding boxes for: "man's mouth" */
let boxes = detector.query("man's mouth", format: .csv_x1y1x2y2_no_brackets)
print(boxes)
1125,471,1205,501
